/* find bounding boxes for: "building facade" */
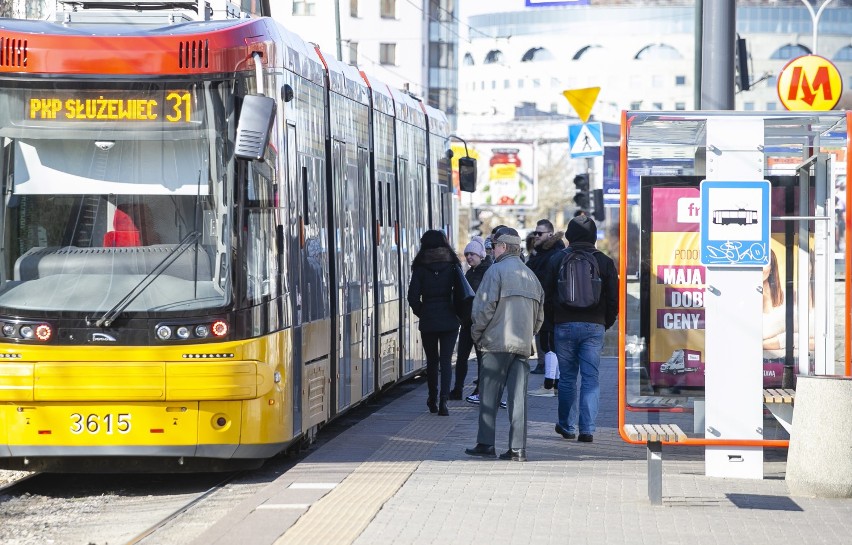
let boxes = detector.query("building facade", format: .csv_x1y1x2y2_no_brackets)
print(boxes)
458,0,852,135
272,0,459,127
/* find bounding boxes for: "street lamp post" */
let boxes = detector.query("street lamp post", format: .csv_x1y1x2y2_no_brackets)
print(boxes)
800,0,837,55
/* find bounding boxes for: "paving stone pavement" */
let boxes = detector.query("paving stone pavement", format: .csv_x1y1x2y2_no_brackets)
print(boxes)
197,357,852,545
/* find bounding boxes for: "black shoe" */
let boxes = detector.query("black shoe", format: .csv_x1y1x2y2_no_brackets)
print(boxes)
427,398,438,413
578,434,593,443
555,423,576,440
530,363,545,375
438,399,449,416
448,389,463,401
464,443,496,458
499,448,527,462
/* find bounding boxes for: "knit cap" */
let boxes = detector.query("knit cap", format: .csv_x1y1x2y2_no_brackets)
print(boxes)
464,236,486,258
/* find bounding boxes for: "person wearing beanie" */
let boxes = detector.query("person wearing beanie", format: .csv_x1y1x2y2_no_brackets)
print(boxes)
525,218,566,390
542,215,619,444
408,229,461,416
449,235,491,400
463,236,486,260
465,227,544,462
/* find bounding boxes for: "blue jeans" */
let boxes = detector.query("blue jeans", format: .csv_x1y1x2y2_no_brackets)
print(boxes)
554,322,605,435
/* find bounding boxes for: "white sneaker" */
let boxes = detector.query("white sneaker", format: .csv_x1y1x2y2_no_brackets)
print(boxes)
500,400,508,409
528,387,556,397
465,394,480,404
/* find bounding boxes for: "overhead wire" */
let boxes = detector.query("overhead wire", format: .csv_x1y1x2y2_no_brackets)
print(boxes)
401,0,497,43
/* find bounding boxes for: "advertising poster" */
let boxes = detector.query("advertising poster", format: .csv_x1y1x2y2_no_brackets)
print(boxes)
648,186,706,389
469,143,537,209
646,179,799,391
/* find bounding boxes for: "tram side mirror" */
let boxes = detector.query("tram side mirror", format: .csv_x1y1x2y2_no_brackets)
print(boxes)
458,156,477,193
235,95,276,161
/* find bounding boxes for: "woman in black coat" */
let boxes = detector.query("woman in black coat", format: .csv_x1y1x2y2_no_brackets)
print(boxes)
407,229,461,416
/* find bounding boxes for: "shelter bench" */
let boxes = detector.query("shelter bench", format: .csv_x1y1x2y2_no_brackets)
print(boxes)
763,388,795,434
624,423,687,505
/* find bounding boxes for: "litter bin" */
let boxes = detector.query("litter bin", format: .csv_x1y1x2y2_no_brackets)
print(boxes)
786,375,852,498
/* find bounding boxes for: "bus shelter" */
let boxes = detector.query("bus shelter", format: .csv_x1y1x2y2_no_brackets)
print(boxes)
617,111,851,480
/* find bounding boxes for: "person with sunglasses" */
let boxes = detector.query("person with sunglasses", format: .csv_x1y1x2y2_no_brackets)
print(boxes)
525,219,565,388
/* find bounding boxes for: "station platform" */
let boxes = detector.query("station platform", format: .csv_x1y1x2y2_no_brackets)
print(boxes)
193,357,852,545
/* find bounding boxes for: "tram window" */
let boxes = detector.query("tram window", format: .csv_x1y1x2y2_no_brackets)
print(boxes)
378,180,384,226
244,209,275,302
301,165,309,224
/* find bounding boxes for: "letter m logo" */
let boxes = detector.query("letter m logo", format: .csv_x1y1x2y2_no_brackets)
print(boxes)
779,55,843,111
787,66,832,106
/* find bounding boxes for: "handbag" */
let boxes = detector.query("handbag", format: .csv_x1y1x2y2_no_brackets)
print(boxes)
453,264,475,326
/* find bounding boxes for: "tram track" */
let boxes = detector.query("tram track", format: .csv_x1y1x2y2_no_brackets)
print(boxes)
0,378,422,545
0,471,39,496
122,471,241,545
0,471,257,545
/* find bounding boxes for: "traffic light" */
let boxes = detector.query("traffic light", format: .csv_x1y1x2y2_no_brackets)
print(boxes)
735,35,750,92
458,157,477,192
573,173,590,210
470,208,483,236
592,188,605,222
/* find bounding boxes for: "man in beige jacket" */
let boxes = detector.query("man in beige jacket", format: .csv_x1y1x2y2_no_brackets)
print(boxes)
465,227,544,462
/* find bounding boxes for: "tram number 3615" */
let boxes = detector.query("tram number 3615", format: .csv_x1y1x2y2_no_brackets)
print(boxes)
70,413,131,434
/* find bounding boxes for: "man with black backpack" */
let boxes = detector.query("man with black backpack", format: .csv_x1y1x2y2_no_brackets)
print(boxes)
542,215,618,443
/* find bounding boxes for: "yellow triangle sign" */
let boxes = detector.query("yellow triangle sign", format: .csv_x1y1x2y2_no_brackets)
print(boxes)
562,87,600,123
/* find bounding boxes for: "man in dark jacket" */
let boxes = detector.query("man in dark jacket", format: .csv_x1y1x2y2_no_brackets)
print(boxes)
542,216,618,443
525,219,565,383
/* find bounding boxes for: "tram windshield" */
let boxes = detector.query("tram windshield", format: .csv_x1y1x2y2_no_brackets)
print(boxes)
0,80,234,315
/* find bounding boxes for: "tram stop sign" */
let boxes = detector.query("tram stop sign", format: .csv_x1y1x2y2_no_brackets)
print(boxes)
777,54,843,111
699,180,770,267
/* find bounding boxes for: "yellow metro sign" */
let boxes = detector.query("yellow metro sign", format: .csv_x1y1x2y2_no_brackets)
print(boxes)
777,54,842,111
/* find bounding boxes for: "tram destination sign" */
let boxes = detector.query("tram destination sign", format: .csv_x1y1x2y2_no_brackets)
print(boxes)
22,89,199,125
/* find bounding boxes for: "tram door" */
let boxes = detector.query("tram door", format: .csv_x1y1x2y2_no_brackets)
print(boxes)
358,147,376,398
286,123,304,436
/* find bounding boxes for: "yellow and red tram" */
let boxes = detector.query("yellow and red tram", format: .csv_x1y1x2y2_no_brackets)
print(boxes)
0,2,458,471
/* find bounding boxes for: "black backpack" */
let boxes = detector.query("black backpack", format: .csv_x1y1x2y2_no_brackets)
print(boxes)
557,248,602,309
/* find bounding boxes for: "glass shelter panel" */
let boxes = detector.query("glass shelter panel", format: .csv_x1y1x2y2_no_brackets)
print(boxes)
620,111,849,445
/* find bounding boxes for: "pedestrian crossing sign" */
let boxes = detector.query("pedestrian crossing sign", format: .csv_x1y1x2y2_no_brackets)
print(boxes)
569,122,603,158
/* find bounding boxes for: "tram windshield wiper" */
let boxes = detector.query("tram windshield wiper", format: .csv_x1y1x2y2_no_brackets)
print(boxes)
94,230,201,327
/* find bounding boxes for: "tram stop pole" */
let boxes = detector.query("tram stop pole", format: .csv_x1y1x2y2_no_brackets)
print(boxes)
702,117,765,479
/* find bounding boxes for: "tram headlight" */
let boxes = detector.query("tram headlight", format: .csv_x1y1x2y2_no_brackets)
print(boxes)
19,325,34,339
211,320,228,337
154,320,227,342
34,324,52,341
1,324,15,337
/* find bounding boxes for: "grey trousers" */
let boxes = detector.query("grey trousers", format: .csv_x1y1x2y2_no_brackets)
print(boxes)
476,351,530,450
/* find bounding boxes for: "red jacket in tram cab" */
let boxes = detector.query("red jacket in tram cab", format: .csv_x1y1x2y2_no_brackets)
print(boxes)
103,207,141,247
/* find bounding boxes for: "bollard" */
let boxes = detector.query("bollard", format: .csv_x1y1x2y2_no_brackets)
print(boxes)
786,375,852,498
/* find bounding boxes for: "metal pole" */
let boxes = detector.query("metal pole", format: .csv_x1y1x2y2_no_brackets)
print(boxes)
694,0,703,109
799,0,838,55
700,0,736,110
334,0,343,61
